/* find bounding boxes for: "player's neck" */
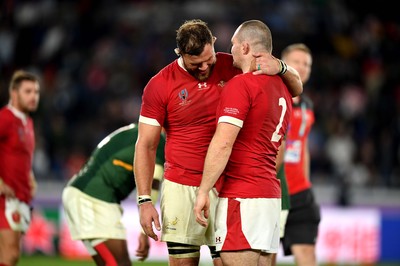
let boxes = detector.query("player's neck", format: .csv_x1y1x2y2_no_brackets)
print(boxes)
8,102,29,119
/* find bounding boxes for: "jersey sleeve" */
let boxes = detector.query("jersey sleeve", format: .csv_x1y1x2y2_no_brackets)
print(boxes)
139,74,167,127
217,76,250,128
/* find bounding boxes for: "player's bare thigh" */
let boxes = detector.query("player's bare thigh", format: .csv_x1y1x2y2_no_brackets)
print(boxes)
220,250,263,266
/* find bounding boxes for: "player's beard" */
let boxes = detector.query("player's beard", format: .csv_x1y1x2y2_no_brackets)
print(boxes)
20,98,39,113
188,64,215,82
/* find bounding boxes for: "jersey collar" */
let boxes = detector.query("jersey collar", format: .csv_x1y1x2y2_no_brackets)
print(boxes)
7,103,28,125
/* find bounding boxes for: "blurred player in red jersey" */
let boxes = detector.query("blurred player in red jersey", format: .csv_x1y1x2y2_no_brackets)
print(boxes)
134,19,302,266
0,70,40,266
281,43,321,266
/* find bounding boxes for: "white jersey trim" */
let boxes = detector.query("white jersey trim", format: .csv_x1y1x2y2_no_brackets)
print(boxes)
218,116,243,128
138,115,161,126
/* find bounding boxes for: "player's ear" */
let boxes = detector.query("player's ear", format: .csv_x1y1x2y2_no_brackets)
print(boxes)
242,42,250,55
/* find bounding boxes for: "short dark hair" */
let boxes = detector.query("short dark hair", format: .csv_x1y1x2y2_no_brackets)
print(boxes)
176,19,214,56
236,20,273,53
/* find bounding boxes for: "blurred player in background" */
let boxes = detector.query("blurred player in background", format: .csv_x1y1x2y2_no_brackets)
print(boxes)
62,123,165,266
281,43,321,266
0,70,40,266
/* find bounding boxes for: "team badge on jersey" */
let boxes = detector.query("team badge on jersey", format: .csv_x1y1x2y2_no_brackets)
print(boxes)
178,89,191,106
164,217,179,231
218,80,226,87
18,127,26,143
5,198,31,232
12,211,21,223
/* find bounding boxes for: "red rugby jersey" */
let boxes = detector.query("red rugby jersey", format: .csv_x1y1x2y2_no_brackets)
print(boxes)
216,73,293,198
0,105,35,203
284,95,314,195
139,52,240,186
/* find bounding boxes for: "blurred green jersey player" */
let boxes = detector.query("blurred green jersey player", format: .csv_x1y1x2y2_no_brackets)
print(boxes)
62,123,165,266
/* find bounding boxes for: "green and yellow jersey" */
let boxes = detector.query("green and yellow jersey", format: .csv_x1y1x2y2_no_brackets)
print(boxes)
67,123,165,204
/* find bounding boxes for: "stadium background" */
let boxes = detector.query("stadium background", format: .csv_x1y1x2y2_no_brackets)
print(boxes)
0,0,399,265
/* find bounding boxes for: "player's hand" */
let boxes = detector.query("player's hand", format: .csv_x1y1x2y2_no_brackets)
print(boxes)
135,232,150,261
193,191,210,227
252,52,280,75
0,182,15,197
139,203,161,241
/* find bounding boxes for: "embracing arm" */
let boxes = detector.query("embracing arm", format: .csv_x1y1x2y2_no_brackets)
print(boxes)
280,64,303,97
253,52,303,97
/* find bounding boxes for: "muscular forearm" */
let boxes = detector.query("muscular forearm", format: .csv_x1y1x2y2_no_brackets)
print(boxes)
280,65,303,97
134,144,157,196
134,123,162,197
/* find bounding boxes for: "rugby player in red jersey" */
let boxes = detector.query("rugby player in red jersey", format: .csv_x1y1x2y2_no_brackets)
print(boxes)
194,20,293,266
281,43,321,266
0,70,40,266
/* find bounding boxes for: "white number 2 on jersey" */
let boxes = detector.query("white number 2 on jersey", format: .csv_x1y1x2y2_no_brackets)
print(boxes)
271,97,287,142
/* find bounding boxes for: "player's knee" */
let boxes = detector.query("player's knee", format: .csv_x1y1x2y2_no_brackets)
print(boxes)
2,244,21,265
4,248,20,266
166,242,200,258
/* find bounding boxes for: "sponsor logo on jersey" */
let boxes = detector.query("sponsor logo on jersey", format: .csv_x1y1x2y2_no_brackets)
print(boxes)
197,82,209,90
18,127,25,143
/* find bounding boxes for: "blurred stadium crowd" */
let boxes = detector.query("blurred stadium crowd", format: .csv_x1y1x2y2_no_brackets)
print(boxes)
0,0,399,190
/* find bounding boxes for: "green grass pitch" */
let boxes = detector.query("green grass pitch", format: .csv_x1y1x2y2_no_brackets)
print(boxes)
19,255,400,266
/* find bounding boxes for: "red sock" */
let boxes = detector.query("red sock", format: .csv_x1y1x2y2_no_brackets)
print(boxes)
94,242,117,266
0,263,10,266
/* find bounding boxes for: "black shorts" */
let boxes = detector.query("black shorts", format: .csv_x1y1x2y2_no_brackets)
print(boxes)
282,188,321,256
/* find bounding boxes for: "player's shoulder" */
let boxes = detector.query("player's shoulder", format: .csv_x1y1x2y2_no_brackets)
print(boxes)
159,59,179,77
0,106,12,119
0,105,9,113
148,60,178,84
225,72,246,85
